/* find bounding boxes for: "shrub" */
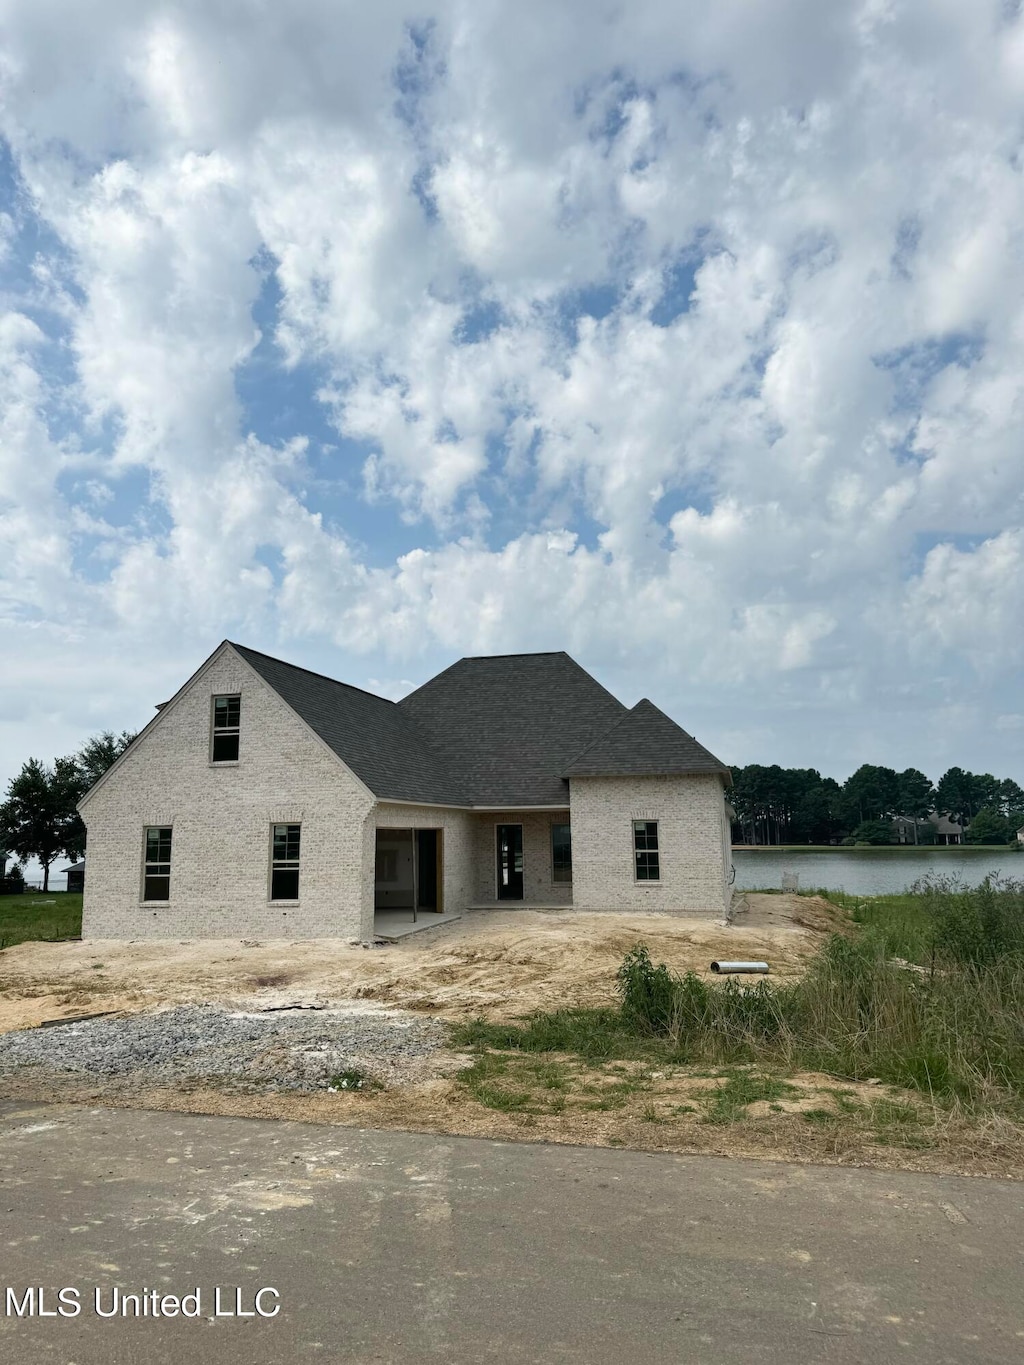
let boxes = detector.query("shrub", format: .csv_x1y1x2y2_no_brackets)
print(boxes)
616,943,677,1034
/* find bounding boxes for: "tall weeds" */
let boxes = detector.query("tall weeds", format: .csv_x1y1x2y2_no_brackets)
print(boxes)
615,880,1024,1107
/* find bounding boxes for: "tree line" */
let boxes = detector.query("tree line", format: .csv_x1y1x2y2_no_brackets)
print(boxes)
0,732,136,890
730,763,1024,846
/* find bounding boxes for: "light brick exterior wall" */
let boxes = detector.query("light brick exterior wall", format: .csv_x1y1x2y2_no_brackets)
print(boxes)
569,774,731,917
373,803,476,920
80,643,732,936
81,646,375,940
469,810,573,905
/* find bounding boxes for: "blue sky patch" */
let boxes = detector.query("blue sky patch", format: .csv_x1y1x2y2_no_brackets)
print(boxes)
650,255,700,326
874,331,985,412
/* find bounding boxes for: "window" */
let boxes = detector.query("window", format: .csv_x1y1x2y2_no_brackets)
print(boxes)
211,694,241,762
551,823,572,883
633,820,660,881
271,824,301,900
143,826,172,901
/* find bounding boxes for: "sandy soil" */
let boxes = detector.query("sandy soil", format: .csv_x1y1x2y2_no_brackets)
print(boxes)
0,894,838,1033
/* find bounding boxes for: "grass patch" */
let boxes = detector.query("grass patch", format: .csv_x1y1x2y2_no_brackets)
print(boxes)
328,1067,380,1093
824,889,932,961
451,1009,661,1063
801,1108,838,1124
0,893,82,949
825,1088,865,1116
870,1098,929,1148
458,1052,547,1114
700,1071,798,1125
580,1076,650,1111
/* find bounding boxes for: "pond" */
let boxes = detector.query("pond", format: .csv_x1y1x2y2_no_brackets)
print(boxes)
732,846,1023,897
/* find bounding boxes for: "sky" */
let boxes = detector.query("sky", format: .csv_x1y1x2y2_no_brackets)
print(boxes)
2,0,1024,826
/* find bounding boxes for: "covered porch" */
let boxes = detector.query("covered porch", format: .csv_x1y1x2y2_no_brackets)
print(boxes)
373,826,459,938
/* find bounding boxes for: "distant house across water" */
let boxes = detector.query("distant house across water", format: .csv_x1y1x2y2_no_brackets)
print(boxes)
890,813,963,845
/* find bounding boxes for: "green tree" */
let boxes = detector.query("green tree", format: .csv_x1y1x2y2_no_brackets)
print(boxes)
0,757,85,891
791,776,845,843
76,730,136,792
897,767,934,844
850,817,893,845
997,779,1024,818
842,765,900,824
963,808,1012,845
935,767,975,833
971,773,1001,813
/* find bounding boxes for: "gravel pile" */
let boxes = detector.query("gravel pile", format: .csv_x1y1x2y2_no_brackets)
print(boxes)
0,1004,452,1093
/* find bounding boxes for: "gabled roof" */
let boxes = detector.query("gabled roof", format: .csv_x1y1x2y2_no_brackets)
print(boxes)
231,644,468,806
129,643,727,810
397,652,627,806
563,698,731,780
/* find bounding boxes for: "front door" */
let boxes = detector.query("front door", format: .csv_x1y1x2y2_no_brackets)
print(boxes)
416,829,439,911
496,824,524,901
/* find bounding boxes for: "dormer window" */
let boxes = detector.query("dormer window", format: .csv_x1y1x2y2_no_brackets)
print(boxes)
211,694,241,762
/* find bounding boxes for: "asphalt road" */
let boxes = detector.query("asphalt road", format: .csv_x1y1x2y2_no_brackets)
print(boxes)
1,1101,1023,1364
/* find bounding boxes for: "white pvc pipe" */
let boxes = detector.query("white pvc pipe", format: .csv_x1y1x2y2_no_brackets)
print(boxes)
710,961,769,974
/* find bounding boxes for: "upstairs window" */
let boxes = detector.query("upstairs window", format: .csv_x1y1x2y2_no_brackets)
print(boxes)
143,826,172,901
211,694,241,762
633,820,660,881
271,824,301,901
551,823,572,883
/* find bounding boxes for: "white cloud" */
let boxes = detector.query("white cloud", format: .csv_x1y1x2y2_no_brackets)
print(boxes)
0,0,1023,794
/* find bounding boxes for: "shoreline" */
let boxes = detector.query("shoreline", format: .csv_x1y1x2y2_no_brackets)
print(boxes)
732,844,1020,853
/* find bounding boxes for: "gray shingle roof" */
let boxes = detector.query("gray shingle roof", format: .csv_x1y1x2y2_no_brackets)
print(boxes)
563,698,730,780
397,652,627,806
231,644,468,806
233,644,726,807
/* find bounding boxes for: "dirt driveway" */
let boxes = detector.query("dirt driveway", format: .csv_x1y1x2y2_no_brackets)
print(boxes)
0,894,838,1033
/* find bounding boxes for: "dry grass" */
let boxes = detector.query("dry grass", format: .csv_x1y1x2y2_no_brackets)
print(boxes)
3,1060,1022,1180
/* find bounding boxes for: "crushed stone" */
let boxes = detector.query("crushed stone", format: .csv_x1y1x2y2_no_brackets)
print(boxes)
0,1002,453,1093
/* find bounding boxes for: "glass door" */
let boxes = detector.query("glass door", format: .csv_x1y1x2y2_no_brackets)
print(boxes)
496,824,524,900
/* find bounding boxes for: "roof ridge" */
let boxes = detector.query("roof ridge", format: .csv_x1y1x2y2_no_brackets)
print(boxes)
460,650,569,660
562,692,729,779
229,642,396,707
560,703,636,772
632,696,696,737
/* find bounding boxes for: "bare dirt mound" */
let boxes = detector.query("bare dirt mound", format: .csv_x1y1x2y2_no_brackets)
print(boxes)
0,902,833,1032
737,892,853,938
